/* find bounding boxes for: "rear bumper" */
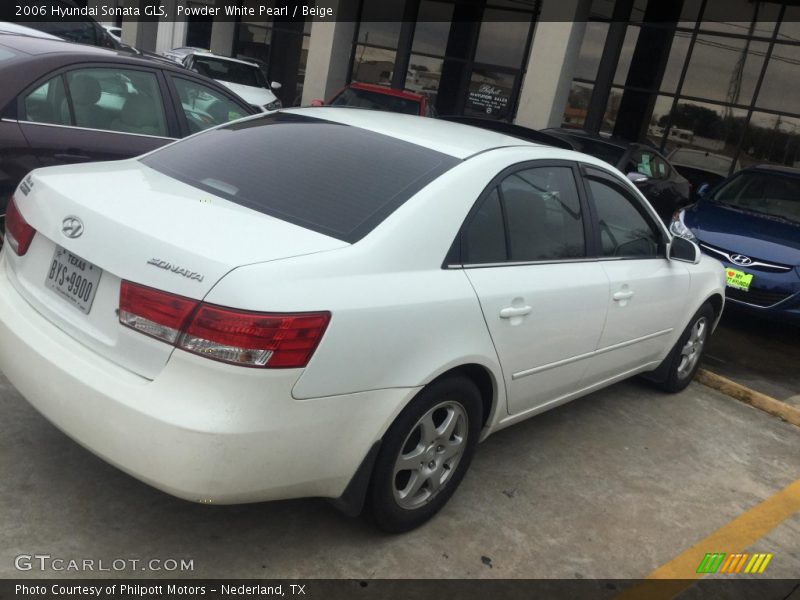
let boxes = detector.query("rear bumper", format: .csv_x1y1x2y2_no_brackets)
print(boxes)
0,250,413,503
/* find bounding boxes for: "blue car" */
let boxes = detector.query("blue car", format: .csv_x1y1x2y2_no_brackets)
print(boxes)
670,165,800,322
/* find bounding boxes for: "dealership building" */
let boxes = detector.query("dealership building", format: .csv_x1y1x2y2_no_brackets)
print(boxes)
95,0,800,176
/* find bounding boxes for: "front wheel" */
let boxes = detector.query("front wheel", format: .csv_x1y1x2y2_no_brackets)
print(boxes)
367,376,482,533
656,302,714,393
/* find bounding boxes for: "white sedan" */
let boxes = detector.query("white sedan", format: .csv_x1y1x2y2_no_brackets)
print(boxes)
0,109,725,532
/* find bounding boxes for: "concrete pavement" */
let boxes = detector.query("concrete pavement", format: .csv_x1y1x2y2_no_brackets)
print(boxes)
2,372,798,580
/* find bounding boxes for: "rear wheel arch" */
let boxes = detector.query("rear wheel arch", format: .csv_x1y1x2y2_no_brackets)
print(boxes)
425,363,497,430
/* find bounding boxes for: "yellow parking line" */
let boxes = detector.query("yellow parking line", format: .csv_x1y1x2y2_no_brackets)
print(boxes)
616,479,800,600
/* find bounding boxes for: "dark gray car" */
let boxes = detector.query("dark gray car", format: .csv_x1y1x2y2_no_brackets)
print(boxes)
0,34,257,226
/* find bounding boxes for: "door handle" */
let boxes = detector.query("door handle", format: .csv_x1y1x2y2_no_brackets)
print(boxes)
54,152,92,162
500,305,532,319
613,290,635,301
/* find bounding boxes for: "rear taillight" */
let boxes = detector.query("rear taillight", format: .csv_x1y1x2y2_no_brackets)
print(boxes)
4,196,36,256
119,281,330,368
119,281,198,344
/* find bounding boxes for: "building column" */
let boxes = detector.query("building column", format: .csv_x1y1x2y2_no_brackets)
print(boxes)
209,19,236,56
121,1,160,51
155,0,187,54
301,0,359,105
514,0,591,129
87,0,114,25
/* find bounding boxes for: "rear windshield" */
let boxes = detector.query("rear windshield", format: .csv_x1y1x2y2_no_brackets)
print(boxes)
330,87,421,116
140,113,458,242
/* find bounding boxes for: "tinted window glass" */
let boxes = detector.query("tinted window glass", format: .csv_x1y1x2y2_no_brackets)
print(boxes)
65,68,168,137
22,75,69,125
140,113,459,242
628,149,669,180
171,76,248,133
500,167,585,262
588,179,660,258
463,189,506,264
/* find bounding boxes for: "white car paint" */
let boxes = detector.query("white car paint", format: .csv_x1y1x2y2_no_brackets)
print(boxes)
187,51,279,111
0,109,726,510
217,80,278,111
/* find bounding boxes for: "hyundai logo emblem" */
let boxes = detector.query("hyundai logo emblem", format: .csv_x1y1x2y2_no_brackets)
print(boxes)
61,216,84,239
730,254,752,266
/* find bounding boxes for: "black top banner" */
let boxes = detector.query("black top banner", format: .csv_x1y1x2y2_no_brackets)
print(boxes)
4,0,800,24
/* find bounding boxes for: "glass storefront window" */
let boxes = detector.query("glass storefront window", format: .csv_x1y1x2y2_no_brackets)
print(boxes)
681,35,767,106
742,113,800,168
776,7,800,44
464,69,516,120
411,2,454,56
756,43,800,115
646,95,676,146
679,0,703,25
661,100,746,164
357,0,404,48
574,21,609,81
352,46,397,87
474,12,531,69
562,81,594,129
660,30,691,93
599,86,624,134
612,25,640,86
406,54,443,105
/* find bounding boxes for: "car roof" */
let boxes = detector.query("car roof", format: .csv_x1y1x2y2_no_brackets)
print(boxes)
348,82,425,101
0,33,202,72
0,32,113,56
281,107,538,159
0,22,62,40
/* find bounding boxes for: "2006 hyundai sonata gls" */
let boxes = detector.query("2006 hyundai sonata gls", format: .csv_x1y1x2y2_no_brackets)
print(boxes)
0,109,725,532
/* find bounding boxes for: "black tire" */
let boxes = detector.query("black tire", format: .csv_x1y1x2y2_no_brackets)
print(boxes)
656,302,715,393
367,375,482,533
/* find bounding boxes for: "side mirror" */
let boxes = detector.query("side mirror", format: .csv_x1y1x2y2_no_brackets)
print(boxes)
627,171,649,184
669,236,700,264
310,99,325,107
696,183,710,199
270,81,282,91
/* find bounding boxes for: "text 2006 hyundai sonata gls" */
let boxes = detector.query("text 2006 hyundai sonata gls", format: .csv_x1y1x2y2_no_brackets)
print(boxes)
0,109,725,532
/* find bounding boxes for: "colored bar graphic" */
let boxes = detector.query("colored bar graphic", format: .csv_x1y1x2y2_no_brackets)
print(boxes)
697,552,773,574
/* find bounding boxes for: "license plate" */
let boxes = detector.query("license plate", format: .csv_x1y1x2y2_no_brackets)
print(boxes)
44,246,102,314
726,267,753,291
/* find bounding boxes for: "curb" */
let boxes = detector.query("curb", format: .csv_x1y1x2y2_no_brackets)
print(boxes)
696,368,800,428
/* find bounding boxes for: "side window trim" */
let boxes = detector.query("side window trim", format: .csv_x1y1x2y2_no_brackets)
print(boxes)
580,164,668,260
445,159,594,269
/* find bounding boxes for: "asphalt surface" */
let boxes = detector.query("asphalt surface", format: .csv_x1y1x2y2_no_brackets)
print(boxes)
2,369,798,580
702,308,800,408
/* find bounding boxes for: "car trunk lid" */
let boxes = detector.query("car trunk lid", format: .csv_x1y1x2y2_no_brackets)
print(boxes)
5,160,348,379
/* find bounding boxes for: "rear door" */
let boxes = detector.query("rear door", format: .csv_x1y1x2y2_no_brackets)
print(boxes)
580,166,690,385
15,64,177,168
458,161,609,415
